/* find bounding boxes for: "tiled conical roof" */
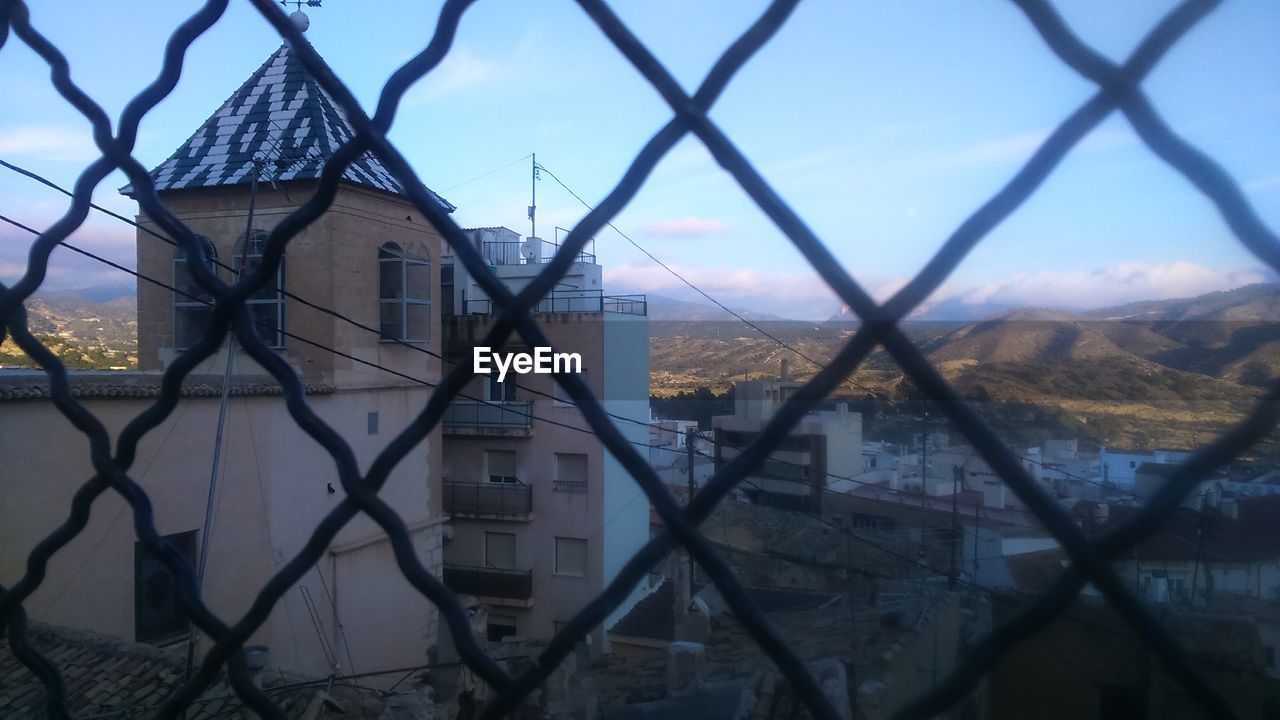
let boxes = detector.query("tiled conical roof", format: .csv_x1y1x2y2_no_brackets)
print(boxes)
127,43,453,211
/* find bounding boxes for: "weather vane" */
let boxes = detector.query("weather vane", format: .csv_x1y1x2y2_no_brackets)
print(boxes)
280,0,322,10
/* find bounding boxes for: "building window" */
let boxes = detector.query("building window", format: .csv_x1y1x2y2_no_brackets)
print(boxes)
134,531,196,644
1129,461,1137,469
367,411,379,435
485,531,516,570
379,241,431,342
485,450,518,484
173,236,217,350
487,615,518,642
235,229,285,348
487,373,516,402
553,621,590,645
554,453,588,493
441,264,454,317
554,537,587,577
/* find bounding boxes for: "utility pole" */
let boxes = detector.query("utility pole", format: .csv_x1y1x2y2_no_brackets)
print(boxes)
529,153,537,240
684,427,696,507
845,521,858,653
949,465,961,590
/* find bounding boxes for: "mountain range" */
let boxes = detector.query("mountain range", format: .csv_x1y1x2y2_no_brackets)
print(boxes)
5,283,1278,450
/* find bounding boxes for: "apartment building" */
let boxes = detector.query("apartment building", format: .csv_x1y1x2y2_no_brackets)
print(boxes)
710,365,863,512
437,227,650,652
1,38,447,679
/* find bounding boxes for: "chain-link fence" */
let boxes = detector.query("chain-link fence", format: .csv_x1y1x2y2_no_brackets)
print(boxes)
2,0,1278,718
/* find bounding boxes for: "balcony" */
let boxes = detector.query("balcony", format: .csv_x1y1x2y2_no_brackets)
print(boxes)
443,400,533,437
482,237,597,266
443,564,534,603
443,480,532,519
461,289,647,317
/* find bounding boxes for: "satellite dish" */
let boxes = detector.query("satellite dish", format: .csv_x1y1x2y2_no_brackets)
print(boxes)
520,238,542,263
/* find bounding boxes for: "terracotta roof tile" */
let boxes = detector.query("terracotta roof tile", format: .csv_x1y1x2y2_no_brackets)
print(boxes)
0,623,375,719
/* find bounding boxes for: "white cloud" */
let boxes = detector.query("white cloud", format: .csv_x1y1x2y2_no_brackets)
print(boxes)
643,216,729,238
403,47,503,105
0,125,98,162
605,259,1273,321
934,261,1271,312
604,260,840,318
1245,174,1280,192
936,125,1132,171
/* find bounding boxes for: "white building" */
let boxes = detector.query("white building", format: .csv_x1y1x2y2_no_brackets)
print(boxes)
710,367,863,511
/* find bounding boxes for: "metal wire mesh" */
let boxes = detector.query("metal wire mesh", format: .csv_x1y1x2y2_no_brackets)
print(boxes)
1,0,1278,718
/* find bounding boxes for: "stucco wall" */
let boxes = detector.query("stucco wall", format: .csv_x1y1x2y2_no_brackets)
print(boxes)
0,385,439,678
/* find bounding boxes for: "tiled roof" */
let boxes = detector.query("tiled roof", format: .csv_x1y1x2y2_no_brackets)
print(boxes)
0,622,375,719
1135,462,1181,477
1005,549,1067,593
126,42,453,211
0,372,335,402
610,579,675,642
1100,495,1280,563
740,585,840,613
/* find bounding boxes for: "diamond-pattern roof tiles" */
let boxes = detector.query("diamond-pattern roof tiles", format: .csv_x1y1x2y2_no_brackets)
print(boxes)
128,42,453,211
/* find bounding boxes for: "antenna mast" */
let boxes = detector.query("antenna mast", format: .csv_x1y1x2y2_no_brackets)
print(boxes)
529,153,539,240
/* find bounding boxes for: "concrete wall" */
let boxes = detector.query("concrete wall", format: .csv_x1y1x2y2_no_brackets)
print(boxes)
602,313,651,632
0,386,440,678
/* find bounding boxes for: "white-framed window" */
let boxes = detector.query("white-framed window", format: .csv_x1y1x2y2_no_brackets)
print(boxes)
235,229,285,348
379,241,431,342
485,531,516,570
485,449,518,484
173,236,217,350
554,537,587,577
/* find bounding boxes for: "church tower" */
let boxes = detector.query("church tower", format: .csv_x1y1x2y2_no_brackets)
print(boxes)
126,29,448,392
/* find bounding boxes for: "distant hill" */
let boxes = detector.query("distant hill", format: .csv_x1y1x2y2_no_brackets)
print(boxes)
651,282,1280,451
1,291,137,370
645,293,786,322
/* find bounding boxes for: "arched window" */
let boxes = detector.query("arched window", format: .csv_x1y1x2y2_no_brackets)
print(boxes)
173,236,217,350
379,241,431,342
235,229,286,348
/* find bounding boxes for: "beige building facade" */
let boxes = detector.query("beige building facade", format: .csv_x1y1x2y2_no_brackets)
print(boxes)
437,229,652,655
2,39,449,680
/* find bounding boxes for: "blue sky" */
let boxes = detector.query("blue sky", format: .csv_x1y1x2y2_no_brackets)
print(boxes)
1,0,1277,319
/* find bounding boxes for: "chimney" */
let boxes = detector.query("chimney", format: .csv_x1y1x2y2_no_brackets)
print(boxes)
1219,497,1238,520
780,358,790,382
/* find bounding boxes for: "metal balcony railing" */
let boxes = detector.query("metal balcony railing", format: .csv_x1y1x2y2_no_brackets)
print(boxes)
442,400,533,433
443,564,534,600
553,479,588,493
461,289,647,317
443,480,532,516
482,239,596,266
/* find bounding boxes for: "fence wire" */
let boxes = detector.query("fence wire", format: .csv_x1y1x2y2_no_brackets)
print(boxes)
1,0,1278,718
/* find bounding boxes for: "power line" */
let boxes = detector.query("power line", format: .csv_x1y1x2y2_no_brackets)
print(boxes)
0,156,691,441
0,209,686,457
535,161,887,402
439,153,532,193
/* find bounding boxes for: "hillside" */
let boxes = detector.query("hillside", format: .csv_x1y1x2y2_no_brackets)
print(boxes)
0,292,137,370
651,283,1280,452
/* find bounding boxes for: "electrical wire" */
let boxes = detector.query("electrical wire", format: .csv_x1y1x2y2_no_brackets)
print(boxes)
0,156,699,442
